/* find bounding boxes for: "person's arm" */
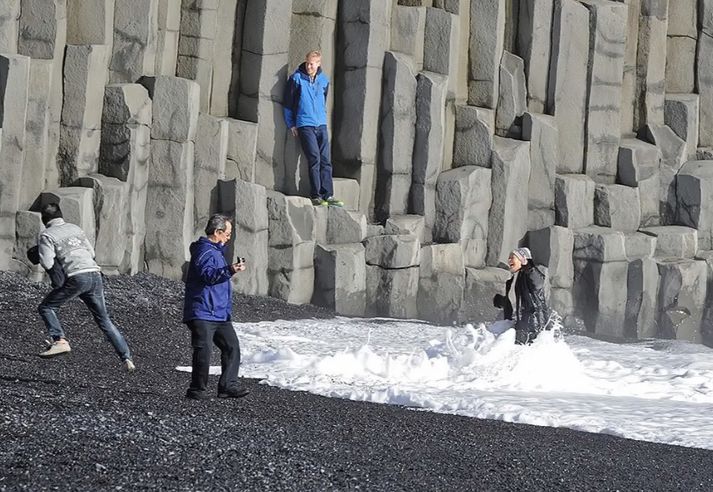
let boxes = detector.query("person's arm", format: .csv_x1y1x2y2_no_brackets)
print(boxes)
324,79,329,103
194,250,234,286
527,265,546,292
283,75,298,131
38,233,56,271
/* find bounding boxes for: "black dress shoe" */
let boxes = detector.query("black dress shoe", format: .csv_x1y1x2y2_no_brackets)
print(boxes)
217,387,250,399
185,390,211,400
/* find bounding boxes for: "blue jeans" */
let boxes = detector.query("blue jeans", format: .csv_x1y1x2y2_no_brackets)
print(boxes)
38,271,132,361
298,125,333,199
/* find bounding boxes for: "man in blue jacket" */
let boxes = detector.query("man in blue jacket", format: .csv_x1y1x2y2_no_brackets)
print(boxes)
284,50,343,207
184,214,249,400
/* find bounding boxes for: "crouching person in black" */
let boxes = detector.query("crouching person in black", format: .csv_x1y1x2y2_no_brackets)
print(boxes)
184,214,249,400
493,247,550,345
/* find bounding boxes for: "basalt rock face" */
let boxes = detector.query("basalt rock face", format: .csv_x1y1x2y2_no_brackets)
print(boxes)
2,0,713,345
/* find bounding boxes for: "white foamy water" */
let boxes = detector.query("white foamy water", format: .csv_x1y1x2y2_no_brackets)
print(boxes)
177,317,713,450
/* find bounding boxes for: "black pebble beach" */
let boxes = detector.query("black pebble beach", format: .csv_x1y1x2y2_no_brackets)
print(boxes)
1,271,712,491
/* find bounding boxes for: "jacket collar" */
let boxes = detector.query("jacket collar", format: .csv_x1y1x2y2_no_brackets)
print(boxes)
46,218,65,227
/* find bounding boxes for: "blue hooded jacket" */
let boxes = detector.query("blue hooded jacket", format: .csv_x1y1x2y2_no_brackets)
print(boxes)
283,63,329,129
183,237,234,323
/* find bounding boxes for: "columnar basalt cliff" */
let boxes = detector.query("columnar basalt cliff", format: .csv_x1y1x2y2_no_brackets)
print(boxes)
1,0,712,346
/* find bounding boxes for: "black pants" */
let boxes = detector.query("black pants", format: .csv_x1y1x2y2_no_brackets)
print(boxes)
187,320,241,396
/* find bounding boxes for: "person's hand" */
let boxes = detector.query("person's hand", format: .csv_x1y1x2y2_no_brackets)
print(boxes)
493,294,505,309
290,127,298,137
231,261,246,273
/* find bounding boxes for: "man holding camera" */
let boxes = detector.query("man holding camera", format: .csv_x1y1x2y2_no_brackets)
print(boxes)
183,214,249,400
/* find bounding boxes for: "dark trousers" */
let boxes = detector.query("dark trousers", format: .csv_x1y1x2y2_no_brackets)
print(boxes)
298,125,333,199
187,319,241,396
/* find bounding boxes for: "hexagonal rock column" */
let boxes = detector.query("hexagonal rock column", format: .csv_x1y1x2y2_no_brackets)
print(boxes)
0,0,20,53
467,0,505,108
699,2,713,147
375,51,417,222
236,0,292,190
655,258,707,343
554,174,595,229
517,0,553,113
572,227,628,337
155,0,180,76
664,94,699,160
313,243,366,316
433,166,491,245
453,105,494,168
385,215,425,245
625,257,659,339
460,266,511,324
177,0,217,112
66,0,114,46
326,207,367,245
619,0,640,134
218,179,269,297
696,250,713,346
193,113,228,237
665,0,697,94
333,0,390,217
594,184,641,232
391,4,426,71
0,54,30,269
58,44,110,185
418,243,465,324
640,226,698,258
547,0,590,174
364,234,420,318
617,137,660,227
109,0,158,84
266,191,315,304
677,161,713,250
224,118,258,183
144,76,200,280
487,137,531,267
640,124,687,224
18,0,67,196
74,175,130,275
496,51,527,137
412,71,447,242
522,113,557,230
582,0,627,184
423,7,460,98
99,83,151,274
634,0,668,129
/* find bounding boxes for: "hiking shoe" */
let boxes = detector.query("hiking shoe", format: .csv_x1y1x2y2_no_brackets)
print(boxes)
39,339,71,358
124,359,136,372
311,197,328,206
326,196,344,207
217,387,250,399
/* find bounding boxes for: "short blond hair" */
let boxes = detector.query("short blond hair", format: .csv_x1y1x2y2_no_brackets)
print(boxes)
305,50,322,61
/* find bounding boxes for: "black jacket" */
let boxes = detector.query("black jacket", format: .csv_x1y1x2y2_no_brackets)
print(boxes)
503,264,550,334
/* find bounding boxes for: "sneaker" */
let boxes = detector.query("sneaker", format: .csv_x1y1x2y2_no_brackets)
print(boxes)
326,196,344,207
124,359,136,372
311,197,328,207
217,387,250,399
39,339,71,358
